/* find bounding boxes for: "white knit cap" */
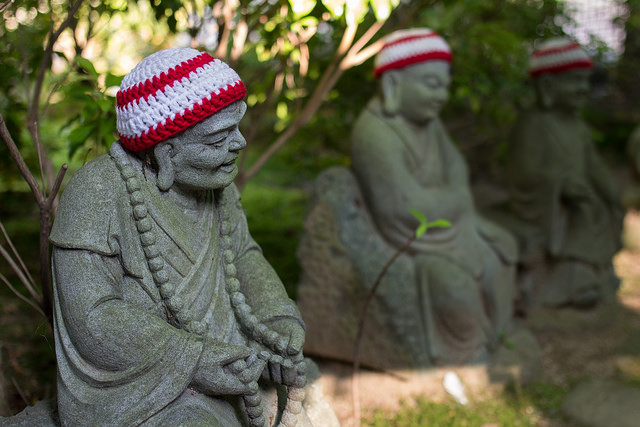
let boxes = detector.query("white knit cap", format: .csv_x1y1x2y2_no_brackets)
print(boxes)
374,28,451,78
529,37,592,77
116,48,246,152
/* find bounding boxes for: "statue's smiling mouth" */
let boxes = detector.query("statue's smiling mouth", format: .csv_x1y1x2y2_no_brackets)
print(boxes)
219,157,237,172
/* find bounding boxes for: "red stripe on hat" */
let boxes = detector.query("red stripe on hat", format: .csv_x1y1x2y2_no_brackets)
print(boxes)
529,59,593,76
375,51,452,77
116,52,216,109
381,32,441,52
532,42,581,58
119,82,247,152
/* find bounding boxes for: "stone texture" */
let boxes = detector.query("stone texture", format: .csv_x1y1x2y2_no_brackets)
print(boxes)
562,379,640,427
296,166,425,370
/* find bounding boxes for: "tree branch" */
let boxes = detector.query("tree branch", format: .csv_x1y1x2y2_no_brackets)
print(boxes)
0,220,35,288
0,114,43,204
0,245,41,304
0,273,46,318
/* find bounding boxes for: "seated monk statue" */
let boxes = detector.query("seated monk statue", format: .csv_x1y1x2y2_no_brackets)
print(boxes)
498,38,624,309
297,29,523,369
49,49,314,426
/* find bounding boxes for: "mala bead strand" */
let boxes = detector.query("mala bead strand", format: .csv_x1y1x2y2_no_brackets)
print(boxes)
218,197,306,427
112,144,304,426
111,144,205,335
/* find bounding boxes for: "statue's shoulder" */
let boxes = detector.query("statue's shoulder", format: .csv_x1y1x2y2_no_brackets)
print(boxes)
50,151,124,254
351,98,399,151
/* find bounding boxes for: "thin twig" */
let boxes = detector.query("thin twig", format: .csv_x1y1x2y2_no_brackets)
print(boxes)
0,114,43,203
0,0,12,12
0,220,36,287
10,377,29,406
0,245,42,303
0,273,46,317
352,234,416,427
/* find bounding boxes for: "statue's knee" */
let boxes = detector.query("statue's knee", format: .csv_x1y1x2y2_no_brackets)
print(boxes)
421,258,479,309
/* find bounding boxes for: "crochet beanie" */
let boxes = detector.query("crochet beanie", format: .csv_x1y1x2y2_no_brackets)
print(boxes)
374,28,451,78
116,48,246,152
529,37,593,77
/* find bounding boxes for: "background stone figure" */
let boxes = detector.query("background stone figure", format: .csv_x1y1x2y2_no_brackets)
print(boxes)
297,29,521,369
497,38,624,309
49,48,317,426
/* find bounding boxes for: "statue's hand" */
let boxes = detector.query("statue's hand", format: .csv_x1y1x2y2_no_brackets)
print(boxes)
260,318,306,387
265,318,305,357
192,339,266,396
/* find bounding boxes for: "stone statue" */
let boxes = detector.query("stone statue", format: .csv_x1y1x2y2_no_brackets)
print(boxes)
297,29,521,370
48,48,316,426
497,38,623,309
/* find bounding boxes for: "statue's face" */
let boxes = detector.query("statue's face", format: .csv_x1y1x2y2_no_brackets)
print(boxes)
541,68,591,112
396,60,451,125
167,101,247,191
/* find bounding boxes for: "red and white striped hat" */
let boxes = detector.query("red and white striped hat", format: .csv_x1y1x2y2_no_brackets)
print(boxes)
529,37,592,77
374,28,451,78
116,48,246,152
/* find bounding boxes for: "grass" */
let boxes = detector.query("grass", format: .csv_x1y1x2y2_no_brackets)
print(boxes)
366,382,571,426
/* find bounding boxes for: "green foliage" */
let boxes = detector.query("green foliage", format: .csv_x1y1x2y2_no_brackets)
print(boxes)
59,56,122,160
242,182,308,299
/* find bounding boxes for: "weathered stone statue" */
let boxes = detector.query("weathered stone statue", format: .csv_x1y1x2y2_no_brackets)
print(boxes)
297,29,521,370
48,48,317,426
497,38,623,309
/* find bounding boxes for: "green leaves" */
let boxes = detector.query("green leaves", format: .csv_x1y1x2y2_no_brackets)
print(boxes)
409,209,451,238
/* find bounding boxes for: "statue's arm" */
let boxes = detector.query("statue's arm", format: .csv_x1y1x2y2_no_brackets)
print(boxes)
585,142,622,207
53,247,202,369
225,187,305,356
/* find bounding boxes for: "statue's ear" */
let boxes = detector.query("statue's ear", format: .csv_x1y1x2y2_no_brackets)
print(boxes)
154,142,174,192
380,71,401,115
536,74,555,109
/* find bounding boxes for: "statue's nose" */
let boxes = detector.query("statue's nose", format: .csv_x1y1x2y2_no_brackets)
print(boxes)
229,130,247,151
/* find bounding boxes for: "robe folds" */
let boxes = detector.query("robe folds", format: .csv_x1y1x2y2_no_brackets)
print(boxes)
350,98,517,364
50,142,302,426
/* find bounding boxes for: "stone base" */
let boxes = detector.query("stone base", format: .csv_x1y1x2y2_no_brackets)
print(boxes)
562,379,640,427
0,361,339,427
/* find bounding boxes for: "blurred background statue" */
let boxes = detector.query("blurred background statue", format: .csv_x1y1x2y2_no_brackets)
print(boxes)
297,30,534,373
497,38,624,309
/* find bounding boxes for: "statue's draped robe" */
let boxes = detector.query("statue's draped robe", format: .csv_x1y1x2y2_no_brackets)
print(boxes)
504,110,623,305
50,143,301,426
350,98,517,364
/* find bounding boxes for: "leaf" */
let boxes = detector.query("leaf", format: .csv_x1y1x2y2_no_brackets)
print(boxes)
68,124,95,157
409,208,427,225
76,56,98,76
416,223,428,239
426,219,452,229
105,73,123,89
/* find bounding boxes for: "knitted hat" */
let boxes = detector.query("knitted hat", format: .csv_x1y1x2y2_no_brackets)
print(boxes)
529,37,592,77
374,28,452,78
116,48,246,152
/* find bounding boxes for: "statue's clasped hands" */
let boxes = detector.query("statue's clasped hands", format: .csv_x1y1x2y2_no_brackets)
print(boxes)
192,339,266,396
261,318,306,388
